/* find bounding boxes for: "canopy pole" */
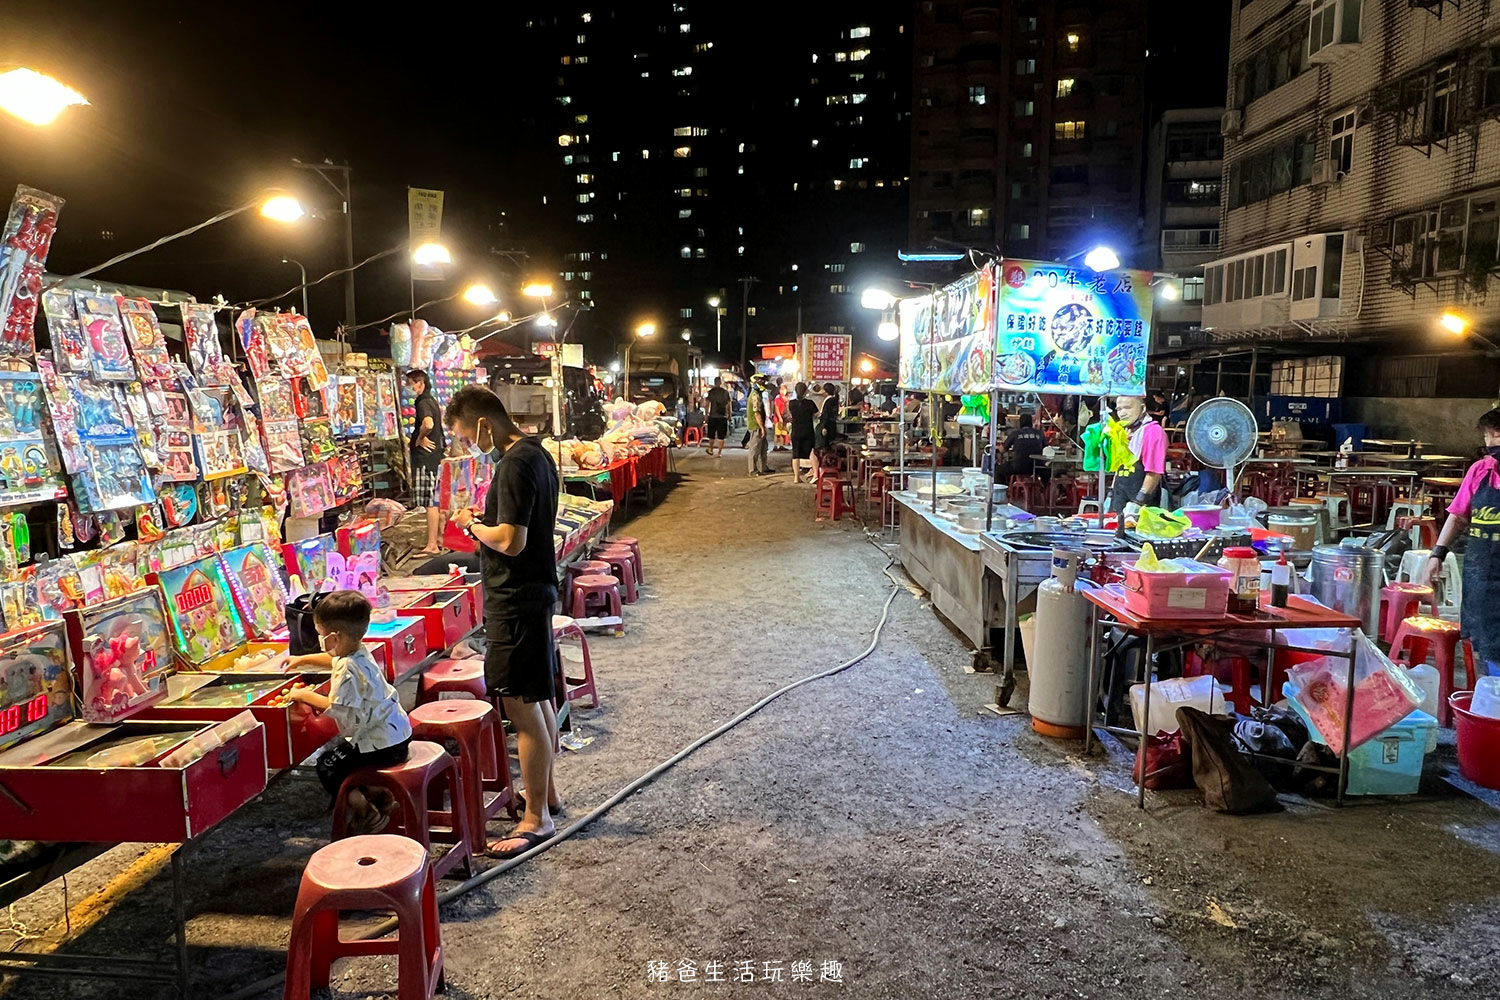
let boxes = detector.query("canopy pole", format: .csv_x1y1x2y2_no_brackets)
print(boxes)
930,394,940,515
984,389,999,532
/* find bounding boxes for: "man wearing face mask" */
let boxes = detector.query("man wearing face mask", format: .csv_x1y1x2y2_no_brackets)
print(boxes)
1420,407,1500,678
444,386,563,857
1107,394,1167,525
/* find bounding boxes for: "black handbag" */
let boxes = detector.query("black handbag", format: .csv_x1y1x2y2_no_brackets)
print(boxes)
285,591,327,656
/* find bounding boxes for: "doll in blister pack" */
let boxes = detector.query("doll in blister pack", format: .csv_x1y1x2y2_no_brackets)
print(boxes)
69,378,129,437
0,375,43,438
116,298,174,379
41,289,89,373
235,308,271,378
0,186,64,358
73,292,135,381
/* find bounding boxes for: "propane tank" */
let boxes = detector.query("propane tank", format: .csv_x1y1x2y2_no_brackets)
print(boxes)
1030,547,1094,739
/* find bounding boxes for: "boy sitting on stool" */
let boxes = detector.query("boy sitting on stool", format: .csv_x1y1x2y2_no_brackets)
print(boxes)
286,590,412,835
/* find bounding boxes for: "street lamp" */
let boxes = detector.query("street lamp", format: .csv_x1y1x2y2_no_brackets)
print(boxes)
281,258,309,317
1083,245,1121,271
462,284,499,306
522,282,555,298
708,294,723,351
624,321,656,396
412,242,452,267
861,287,899,311
859,358,875,374
0,67,88,126
681,328,692,342
1440,310,1469,335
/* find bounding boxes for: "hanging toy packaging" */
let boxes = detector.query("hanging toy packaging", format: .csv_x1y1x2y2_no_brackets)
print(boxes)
73,292,136,382
114,297,175,380
0,370,66,507
236,308,272,379
41,289,89,373
182,302,235,386
0,185,64,359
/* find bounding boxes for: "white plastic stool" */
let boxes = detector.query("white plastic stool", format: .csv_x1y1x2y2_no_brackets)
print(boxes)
1398,549,1462,620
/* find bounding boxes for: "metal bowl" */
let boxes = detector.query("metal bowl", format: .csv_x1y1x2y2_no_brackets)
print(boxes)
999,530,1129,552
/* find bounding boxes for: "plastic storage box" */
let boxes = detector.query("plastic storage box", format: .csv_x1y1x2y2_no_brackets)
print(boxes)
1120,560,1232,619
1285,680,1436,795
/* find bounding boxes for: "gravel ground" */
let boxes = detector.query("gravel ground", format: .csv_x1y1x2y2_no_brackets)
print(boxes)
2,446,1499,999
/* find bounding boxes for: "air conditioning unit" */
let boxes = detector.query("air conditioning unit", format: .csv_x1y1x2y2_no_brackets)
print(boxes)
1310,161,1336,187
1221,109,1243,137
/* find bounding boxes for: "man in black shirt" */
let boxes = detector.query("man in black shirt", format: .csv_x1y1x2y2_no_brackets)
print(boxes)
405,369,447,555
787,381,819,482
445,386,562,857
704,377,730,457
1002,413,1049,482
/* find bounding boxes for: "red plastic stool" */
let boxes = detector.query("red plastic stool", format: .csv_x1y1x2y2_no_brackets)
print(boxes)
1396,515,1438,549
682,425,703,447
563,559,611,595
410,700,517,854
570,574,622,619
603,536,644,584
867,469,890,503
553,615,599,708
284,834,443,1000
1008,476,1045,513
1378,582,1437,643
333,741,474,880
1389,616,1471,727
816,473,856,521
417,658,487,705
594,545,640,604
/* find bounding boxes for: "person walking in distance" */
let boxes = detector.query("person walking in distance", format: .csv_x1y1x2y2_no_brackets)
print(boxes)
704,377,731,458
405,369,447,555
746,373,772,475
787,381,819,483
444,386,563,857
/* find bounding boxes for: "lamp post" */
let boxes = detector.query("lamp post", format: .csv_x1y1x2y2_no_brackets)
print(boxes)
291,159,356,328
624,322,657,401
708,294,723,352
281,258,309,317
523,282,563,434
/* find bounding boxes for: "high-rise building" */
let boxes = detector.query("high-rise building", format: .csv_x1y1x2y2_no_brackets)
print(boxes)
1143,107,1224,349
1203,0,1500,438
511,3,909,369
909,0,1149,264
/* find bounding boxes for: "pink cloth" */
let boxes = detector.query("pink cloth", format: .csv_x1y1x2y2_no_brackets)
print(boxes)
1447,455,1500,519
1130,420,1167,475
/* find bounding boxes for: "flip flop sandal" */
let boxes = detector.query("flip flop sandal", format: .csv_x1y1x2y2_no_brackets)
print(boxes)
513,792,565,817
485,829,553,859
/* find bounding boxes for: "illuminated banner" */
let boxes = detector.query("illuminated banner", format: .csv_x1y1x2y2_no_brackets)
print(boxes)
800,333,851,382
930,262,996,394
994,259,1153,397
407,187,445,281
897,294,933,391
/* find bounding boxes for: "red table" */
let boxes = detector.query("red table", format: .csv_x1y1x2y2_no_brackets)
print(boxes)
1083,588,1362,806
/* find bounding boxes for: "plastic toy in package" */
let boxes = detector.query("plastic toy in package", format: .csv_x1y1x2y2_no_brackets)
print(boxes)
181,302,235,386
239,410,270,475
287,462,336,519
120,381,160,467
73,435,155,512
236,308,271,379
161,483,198,527
263,313,301,373
257,376,296,421
73,292,137,382
300,418,336,464
41,289,89,373
115,297,175,380
74,589,171,723
0,185,64,359
67,376,130,439
0,370,66,507
262,418,304,473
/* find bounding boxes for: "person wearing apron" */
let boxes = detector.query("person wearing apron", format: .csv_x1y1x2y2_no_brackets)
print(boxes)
1107,395,1168,525
1422,407,1500,676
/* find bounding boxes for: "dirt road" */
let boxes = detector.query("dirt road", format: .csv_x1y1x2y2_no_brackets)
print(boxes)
4,447,1498,998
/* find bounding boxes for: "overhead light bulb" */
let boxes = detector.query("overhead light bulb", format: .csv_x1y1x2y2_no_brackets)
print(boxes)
412,242,452,266
0,68,88,126
1083,246,1120,272
259,195,306,223
861,288,898,310
462,284,498,306
1440,311,1469,335
877,320,899,341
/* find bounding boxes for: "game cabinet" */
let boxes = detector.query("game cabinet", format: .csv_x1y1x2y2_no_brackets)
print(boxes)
136,671,339,770
386,589,478,651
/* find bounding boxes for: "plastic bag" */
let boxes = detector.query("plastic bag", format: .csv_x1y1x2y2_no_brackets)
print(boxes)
1286,631,1422,753
1129,674,1226,734
1137,506,1189,538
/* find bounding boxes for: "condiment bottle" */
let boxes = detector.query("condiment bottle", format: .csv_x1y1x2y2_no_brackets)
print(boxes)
1270,552,1290,608
1219,546,1262,613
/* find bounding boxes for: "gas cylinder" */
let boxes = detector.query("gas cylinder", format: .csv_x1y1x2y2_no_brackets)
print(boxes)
1030,547,1094,739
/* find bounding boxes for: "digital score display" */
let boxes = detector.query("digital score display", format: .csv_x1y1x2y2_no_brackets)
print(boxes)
0,693,51,737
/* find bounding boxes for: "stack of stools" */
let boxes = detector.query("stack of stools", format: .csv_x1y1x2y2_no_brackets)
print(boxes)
1388,615,1476,727
564,558,613,595
332,741,473,880
816,471,856,521
410,700,518,855
571,573,623,619
1378,582,1437,643
593,544,640,604
284,835,444,999
553,615,599,708
603,536,644,586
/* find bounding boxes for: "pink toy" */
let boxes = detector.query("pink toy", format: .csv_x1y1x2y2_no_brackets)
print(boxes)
89,632,148,716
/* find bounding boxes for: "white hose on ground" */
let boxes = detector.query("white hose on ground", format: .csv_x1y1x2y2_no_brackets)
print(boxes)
220,571,901,1000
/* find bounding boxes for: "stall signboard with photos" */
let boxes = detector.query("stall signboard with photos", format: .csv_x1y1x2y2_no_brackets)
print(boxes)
993,259,1153,397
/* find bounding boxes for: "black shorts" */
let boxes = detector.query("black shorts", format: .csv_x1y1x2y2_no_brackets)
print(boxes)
791,434,814,460
315,737,411,800
706,416,729,440
484,612,558,703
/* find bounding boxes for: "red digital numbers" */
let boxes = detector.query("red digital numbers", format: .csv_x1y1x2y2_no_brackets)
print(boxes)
174,583,213,613
0,696,46,737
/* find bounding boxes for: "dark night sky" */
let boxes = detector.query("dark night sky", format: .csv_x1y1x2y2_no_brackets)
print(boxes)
1,1,1232,352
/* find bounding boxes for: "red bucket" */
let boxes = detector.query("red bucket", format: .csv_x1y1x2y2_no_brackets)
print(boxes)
1450,692,1500,790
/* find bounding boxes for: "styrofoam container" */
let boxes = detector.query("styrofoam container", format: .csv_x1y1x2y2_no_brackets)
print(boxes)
1128,675,1226,734
1121,560,1232,619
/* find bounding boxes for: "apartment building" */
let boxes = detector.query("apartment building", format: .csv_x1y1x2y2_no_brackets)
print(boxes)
1202,0,1500,420
1144,107,1225,347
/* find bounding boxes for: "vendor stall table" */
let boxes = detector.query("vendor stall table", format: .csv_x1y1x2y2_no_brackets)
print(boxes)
1364,438,1426,450
1083,588,1362,807
565,445,669,515
881,465,968,533
889,491,997,649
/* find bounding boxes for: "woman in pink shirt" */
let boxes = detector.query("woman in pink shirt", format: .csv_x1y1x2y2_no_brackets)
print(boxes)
1420,407,1500,677
1108,395,1168,522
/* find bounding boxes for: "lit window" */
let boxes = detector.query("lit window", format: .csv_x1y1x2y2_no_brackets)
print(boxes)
834,52,848,63
826,263,846,273
695,167,709,177
579,290,592,300
642,149,650,158
791,263,799,270
557,96,572,105
1020,142,1034,157
562,271,575,281
811,138,820,147
582,12,591,22
674,146,691,157
679,209,692,218
852,93,867,104
1054,120,1087,140
563,155,574,165
1057,78,1075,98
850,242,866,253
681,245,693,258
833,179,844,190
827,95,849,105
1066,32,1081,51
737,246,745,255
850,157,866,168
576,192,593,203
1016,58,1036,75
1015,99,1035,117
851,49,870,61
830,284,849,293
695,41,713,52
695,248,706,258
612,151,620,161
969,207,991,227
673,126,692,136
968,85,988,105
576,55,589,64
1008,223,1031,239
694,127,709,136
680,308,694,318
576,173,593,183
558,135,573,146
851,26,871,39
737,165,744,175
677,188,692,197
577,213,594,223
580,271,592,280
738,142,746,153
1329,108,1356,176
673,66,693,76
679,22,690,32
577,34,586,44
